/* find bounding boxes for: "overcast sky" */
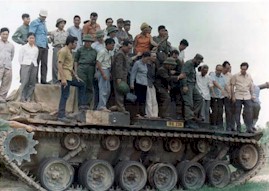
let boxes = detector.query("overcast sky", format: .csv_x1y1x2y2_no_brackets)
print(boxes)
1,1,269,126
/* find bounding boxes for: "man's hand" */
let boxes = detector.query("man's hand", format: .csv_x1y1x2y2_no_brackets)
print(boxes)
75,75,83,82
232,97,236,103
102,74,108,81
170,70,176,75
61,79,67,88
117,79,122,84
183,86,188,93
130,85,134,89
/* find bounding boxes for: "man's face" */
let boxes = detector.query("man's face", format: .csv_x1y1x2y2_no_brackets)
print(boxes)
194,59,202,67
142,56,151,64
106,19,113,27
179,44,187,51
159,28,166,36
71,41,77,50
109,31,116,38
74,17,81,27
124,25,130,32
201,67,208,76
150,53,157,62
122,44,132,54
84,41,92,48
107,43,115,51
117,22,124,29
0,31,9,42
58,21,65,30
90,15,97,24
240,65,248,75
215,66,223,76
23,17,30,25
39,15,46,21
223,64,231,74
172,53,179,60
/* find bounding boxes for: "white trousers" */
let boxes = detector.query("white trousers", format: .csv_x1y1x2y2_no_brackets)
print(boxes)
145,86,159,117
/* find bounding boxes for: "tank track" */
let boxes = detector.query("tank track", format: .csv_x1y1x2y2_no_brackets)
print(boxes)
0,124,266,191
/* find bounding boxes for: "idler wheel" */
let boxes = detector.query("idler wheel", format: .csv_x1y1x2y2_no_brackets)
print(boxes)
232,144,258,170
147,163,178,190
3,129,38,165
38,158,74,191
115,161,147,191
78,159,114,191
102,136,120,151
177,161,206,190
205,160,231,188
165,138,182,152
134,137,153,152
191,140,210,153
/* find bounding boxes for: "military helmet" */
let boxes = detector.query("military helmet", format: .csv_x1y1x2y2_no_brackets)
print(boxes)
163,57,177,65
117,81,130,95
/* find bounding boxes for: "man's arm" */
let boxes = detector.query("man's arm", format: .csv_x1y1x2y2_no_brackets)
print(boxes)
12,27,26,45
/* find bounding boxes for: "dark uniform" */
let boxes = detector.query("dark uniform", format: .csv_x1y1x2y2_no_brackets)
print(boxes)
154,58,178,118
74,35,97,106
153,36,172,64
181,57,203,127
111,49,131,112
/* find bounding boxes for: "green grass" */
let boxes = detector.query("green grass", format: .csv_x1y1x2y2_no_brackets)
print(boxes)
198,182,269,191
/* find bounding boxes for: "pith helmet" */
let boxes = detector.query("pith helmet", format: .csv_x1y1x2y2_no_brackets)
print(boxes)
107,26,118,35
56,18,66,27
96,30,104,38
83,34,95,42
117,81,130,95
163,57,177,65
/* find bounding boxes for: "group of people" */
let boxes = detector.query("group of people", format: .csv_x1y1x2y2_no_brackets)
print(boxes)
0,10,267,133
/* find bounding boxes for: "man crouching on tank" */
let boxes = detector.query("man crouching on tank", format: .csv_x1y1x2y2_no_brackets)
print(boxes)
180,54,204,129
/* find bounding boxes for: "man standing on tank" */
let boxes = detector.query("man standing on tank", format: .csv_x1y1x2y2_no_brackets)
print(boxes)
12,13,30,45
67,15,83,52
180,54,203,129
82,12,101,40
29,9,49,84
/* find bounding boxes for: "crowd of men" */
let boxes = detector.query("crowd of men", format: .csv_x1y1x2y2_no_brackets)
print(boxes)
0,9,268,133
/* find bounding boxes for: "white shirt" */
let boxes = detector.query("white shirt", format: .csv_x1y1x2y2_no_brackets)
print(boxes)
179,49,185,63
91,41,105,53
196,73,213,100
18,43,38,66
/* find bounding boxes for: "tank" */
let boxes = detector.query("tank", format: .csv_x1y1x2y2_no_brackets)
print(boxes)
0,84,266,191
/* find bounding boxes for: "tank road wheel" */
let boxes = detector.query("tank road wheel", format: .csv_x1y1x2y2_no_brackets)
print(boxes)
148,163,178,191
232,144,259,170
115,161,147,191
38,158,74,191
135,137,153,152
78,160,114,191
177,161,205,190
165,138,182,152
205,161,231,188
102,136,120,151
3,129,38,165
62,133,81,150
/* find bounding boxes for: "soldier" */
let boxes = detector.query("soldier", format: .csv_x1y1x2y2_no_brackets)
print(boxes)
181,54,203,129
12,13,30,45
124,20,133,42
49,18,68,84
116,18,128,43
74,35,97,108
110,40,132,112
155,57,184,118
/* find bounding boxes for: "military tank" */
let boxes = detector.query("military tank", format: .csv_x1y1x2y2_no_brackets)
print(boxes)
0,84,266,191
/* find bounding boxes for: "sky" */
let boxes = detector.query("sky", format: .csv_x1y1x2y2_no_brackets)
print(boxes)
1,0,269,126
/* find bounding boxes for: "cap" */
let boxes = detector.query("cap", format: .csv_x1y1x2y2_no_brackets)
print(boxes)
96,30,104,38
56,18,66,27
107,26,118,35
194,54,204,61
83,34,95,42
163,57,177,65
140,22,149,31
39,9,48,17
117,18,124,23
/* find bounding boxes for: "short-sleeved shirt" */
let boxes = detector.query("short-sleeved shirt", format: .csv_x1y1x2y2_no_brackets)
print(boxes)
196,73,213,100
49,29,69,47
57,46,74,81
67,26,82,51
91,41,105,53
97,48,112,69
210,72,226,98
222,72,233,98
181,59,196,86
134,33,151,54
82,21,101,39
231,72,253,100
75,46,97,66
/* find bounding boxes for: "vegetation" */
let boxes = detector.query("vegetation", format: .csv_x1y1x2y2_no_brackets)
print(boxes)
198,182,269,191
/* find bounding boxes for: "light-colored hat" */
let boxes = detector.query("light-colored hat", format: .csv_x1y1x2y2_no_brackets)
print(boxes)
140,22,149,31
163,57,177,65
56,18,66,27
39,9,48,17
96,30,104,38
83,34,95,42
107,26,118,35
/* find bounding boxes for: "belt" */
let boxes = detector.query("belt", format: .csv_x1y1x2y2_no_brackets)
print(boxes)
53,44,65,48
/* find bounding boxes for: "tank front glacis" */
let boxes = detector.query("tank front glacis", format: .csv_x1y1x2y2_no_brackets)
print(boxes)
0,114,265,191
